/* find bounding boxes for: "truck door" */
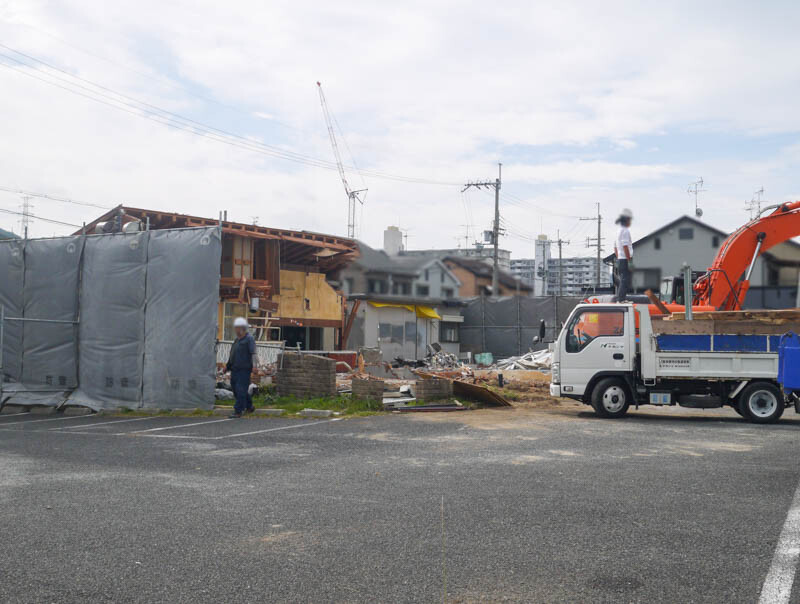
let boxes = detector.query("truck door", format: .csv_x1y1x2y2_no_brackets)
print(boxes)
559,307,633,397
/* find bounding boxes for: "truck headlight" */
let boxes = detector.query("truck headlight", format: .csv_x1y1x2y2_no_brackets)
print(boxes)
552,362,560,384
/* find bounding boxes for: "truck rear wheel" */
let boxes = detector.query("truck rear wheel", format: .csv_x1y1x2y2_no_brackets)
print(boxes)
591,378,630,419
738,382,784,424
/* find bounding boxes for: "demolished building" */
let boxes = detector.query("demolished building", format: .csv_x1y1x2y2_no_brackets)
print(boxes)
80,207,359,350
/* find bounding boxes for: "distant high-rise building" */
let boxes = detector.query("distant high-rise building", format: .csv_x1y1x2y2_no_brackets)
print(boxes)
546,256,612,296
510,234,552,296
383,226,403,256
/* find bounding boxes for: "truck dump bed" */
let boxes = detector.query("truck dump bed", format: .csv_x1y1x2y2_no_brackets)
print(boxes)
640,308,800,381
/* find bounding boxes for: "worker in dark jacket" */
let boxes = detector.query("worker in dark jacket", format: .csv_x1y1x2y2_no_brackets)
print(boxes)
226,317,256,418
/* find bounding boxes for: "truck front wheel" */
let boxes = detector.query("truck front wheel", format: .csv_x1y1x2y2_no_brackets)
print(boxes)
738,382,785,424
591,378,631,419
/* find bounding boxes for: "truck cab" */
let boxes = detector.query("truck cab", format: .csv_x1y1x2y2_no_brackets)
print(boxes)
550,303,635,403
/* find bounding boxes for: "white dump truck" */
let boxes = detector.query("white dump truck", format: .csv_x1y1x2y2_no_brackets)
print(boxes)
549,302,798,423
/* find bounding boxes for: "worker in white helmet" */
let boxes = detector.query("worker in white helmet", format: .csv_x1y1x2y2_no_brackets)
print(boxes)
225,317,256,418
613,208,634,301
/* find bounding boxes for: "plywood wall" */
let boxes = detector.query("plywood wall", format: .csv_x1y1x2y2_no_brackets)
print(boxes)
274,270,343,321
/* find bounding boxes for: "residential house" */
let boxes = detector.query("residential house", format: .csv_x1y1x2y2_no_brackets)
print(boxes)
334,239,465,360
343,294,466,362
603,214,800,308
443,256,532,297
399,244,512,271
337,241,462,300
80,207,358,349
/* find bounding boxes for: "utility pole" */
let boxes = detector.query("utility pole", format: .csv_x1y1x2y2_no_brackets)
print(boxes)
581,202,603,291
20,195,33,238
555,230,570,297
463,163,502,295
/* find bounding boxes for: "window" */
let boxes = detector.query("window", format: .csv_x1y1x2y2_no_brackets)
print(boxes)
405,321,417,343
678,227,694,240
378,323,392,340
442,288,454,298
416,284,430,296
654,237,661,250
399,282,411,295
565,309,625,353
345,278,354,294
712,235,720,247
424,269,429,281
632,268,662,291
368,279,388,294
440,322,459,343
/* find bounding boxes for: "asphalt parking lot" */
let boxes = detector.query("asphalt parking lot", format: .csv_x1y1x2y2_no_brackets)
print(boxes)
2,404,800,603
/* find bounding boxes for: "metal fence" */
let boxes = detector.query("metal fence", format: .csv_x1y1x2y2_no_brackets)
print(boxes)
459,295,583,359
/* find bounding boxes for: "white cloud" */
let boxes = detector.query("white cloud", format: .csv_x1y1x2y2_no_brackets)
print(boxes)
1,0,800,255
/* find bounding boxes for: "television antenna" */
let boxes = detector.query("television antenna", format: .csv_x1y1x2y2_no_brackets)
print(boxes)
745,187,765,220
317,81,367,239
687,177,706,217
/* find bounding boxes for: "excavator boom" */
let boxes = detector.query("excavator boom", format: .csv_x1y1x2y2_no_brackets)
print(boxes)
693,201,800,310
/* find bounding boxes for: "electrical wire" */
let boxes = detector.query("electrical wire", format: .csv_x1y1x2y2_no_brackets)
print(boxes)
0,207,82,228
0,43,462,186
14,21,305,133
0,185,113,210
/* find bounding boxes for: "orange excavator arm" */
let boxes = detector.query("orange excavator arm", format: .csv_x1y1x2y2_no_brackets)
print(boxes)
693,201,800,310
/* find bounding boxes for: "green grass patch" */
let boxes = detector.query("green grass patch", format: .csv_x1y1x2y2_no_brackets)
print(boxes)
251,393,384,415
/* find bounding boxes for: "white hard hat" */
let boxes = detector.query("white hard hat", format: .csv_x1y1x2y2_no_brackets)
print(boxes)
620,208,633,219
233,317,248,328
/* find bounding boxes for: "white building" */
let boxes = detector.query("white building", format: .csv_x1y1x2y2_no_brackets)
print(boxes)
546,256,612,296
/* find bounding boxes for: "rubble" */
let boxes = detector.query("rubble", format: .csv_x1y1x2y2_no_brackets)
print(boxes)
215,388,234,400
494,349,552,371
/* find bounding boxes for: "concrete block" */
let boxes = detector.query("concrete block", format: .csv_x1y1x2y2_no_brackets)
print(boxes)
30,406,57,416
63,406,93,416
255,408,285,416
300,408,333,418
0,405,28,415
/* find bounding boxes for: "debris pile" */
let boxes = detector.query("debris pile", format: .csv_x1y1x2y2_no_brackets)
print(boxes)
494,349,552,371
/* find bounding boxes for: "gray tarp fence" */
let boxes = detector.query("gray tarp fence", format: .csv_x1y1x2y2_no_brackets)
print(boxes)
0,227,221,410
459,295,583,359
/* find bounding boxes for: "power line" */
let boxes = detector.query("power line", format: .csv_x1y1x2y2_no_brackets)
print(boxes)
0,43,462,186
0,207,82,228
0,185,113,209
15,20,303,133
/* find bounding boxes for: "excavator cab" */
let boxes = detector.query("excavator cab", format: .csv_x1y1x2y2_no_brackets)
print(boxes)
659,272,705,305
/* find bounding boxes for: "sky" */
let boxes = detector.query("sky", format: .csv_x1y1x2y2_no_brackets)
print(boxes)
1,1,800,259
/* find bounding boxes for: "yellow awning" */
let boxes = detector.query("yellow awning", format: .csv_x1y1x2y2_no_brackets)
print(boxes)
368,301,415,312
415,305,441,320
367,301,441,320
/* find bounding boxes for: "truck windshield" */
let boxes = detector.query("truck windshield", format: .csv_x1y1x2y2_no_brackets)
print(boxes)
565,309,625,353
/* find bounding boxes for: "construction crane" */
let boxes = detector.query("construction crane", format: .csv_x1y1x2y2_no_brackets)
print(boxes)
317,81,366,239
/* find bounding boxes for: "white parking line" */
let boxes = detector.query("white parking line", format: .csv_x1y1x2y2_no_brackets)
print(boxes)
7,414,92,425
121,417,232,435
759,479,800,603
53,416,157,430
214,417,344,439
136,418,343,440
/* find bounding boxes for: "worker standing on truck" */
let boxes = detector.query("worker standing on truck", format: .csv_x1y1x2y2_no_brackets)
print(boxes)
614,208,634,301
226,317,257,418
